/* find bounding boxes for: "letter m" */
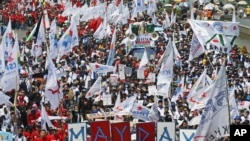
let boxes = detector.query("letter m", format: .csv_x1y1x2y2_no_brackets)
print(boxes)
69,127,85,141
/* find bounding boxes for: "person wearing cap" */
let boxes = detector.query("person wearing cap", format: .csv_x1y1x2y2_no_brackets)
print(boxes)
233,115,242,125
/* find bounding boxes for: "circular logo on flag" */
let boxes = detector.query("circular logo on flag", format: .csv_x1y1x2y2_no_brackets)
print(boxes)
213,22,223,33
230,24,239,35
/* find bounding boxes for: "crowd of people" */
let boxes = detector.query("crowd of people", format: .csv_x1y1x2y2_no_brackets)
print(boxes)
0,0,250,141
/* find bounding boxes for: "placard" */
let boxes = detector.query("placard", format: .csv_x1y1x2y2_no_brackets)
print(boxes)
179,129,197,141
157,122,176,141
118,64,126,80
102,94,112,106
148,85,158,96
124,67,132,77
68,122,87,141
110,74,119,86
136,122,155,141
147,73,156,83
137,67,146,79
111,122,131,141
91,120,110,141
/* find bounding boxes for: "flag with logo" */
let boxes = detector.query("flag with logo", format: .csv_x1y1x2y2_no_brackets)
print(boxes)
188,19,239,53
113,95,137,115
156,40,173,68
45,56,63,110
194,66,229,141
85,77,102,99
132,103,150,121
113,93,124,121
88,63,115,75
157,51,174,96
0,34,19,92
49,19,58,59
58,20,79,58
171,77,185,103
188,34,205,61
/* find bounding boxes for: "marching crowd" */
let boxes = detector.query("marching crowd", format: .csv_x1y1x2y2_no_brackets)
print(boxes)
0,0,250,141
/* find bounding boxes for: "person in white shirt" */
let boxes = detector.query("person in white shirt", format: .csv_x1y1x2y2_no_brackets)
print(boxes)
15,127,27,141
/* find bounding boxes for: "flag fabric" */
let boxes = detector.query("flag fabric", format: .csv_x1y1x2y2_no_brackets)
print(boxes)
132,103,151,121
34,17,46,57
194,66,229,141
163,12,171,29
232,8,236,23
85,77,102,99
171,77,185,103
41,104,55,130
49,20,58,59
0,34,19,92
113,93,124,121
106,28,117,66
188,19,239,53
26,16,42,42
157,51,174,96
172,39,182,60
0,91,10,105
170,10,176,24
113,95,137,115
188,34,205,61
44,10,51,29
88,63,115,75
58,20,79,58
1,19,13,62
93,22,106,40
229,86,239,123
44,56,63,110
148,103,160,122
138,49,149,69
156,40,173,68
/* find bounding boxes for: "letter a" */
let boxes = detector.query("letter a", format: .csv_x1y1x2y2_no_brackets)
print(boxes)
234,129,241,136
159,127,172,141
94,126,108,141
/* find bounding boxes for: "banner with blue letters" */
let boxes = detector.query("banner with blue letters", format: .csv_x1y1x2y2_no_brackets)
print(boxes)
157,122,176,141
179,129,196,141
68,122,87,141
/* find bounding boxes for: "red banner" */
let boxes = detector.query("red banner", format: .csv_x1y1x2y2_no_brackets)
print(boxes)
91,120,110,141
111,122,131,141
136,122,155,141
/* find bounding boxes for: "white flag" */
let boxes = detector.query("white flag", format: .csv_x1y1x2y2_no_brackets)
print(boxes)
229,87,239,123
44,10,51,29
88,63,115,74
93,22,106,40
188,34,205,61
171,77,185,103
49,20,58,59
194,66,229,141
34,17,46,57
156,40,173,68
45,57,63,110
113,95,137,115
132,103,151,121
85,77,102,99
0,34,19,92
148,103,160,122
1,20,13,61
138,49,149,69
41,104,55,130
58,20,79,58
114,93,124,121
157,51,174,96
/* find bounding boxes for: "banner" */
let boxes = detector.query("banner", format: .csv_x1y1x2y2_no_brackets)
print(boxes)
91,120,110,141
118,64,126,80
179,129,196,141
68,122,87,141
157,122,176,141
0,131,13,141
136,122,155,141
132,103,150,121
111,122,131,141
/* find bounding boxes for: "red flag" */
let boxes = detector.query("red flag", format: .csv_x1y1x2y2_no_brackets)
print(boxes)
111,122,131,141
